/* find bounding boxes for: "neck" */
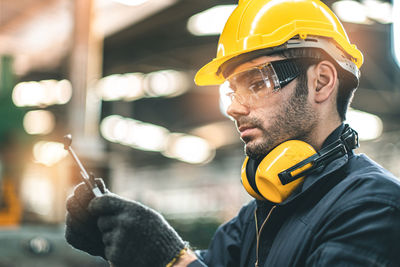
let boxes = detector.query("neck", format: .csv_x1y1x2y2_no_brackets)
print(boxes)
308,118,342,151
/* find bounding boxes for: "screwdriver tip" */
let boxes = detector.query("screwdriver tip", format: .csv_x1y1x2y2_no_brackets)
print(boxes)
63,134,72,150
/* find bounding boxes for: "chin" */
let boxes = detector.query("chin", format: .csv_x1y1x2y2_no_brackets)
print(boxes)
244,137,281,159
244,142,267,159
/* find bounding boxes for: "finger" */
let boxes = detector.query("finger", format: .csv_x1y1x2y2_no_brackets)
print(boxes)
94,178,108,193
105,243,120,264
103,230,125,263
88,194,125,216
65,226,105,257
97,215,119,233
65,214,101,247
101,230,114,246
66,212,98,237
73,182,97,207
66,195,93,222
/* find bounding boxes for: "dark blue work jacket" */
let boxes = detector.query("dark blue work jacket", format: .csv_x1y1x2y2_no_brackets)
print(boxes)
190,125,400,267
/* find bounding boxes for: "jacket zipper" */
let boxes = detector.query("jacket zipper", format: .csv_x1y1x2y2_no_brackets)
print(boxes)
254,205,277,267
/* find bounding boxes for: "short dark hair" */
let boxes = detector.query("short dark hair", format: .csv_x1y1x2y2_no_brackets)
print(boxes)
276,48,357,121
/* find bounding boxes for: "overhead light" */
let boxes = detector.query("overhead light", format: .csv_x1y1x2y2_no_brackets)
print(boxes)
101,115,215,164
12,81,45,107
96,0,178,37
163,133,215,164
53,80,73,104
363,0,393,24
21,167,54,216
12,79,72,107
33,141,68,166
122,120,169,151
111,0,148,6
100,115,169,151
23,110,55,135
97,73,145,101
97,70,189,101
346,109,383,141
393,0,400,68
333,0,393,25
144,70,189,98
101,115,129,143
332,0,370,24
187,5,237,36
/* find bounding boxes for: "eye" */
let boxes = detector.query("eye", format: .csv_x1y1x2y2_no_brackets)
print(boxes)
225,92,236,101
248,79,266,93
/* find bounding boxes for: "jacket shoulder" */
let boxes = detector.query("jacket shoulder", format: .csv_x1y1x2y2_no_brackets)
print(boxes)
343,154,400,208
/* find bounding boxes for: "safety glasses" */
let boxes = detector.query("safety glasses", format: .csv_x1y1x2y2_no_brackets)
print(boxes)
220,59,301,109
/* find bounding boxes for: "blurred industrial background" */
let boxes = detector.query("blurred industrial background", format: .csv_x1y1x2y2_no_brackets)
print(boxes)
0,0,399,265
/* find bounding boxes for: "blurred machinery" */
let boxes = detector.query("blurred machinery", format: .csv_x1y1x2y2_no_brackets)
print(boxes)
0,226,108,267
0,179,22,226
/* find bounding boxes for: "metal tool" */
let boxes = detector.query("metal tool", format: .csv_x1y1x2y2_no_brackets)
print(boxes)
63,134,103,197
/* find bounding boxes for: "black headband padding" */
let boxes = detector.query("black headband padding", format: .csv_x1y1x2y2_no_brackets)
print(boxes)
271,60,301,87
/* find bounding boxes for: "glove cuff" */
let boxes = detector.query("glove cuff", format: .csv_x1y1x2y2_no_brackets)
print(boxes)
156,227,186,267
166,247,188,267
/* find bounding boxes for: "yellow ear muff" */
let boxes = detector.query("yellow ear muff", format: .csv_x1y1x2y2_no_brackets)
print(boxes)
242,140,316,203
241,157,265,200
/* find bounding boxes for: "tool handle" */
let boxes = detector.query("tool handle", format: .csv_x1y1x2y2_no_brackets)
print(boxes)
63,134,105,197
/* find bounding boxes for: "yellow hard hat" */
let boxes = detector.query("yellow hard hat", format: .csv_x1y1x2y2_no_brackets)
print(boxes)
194,0,364,86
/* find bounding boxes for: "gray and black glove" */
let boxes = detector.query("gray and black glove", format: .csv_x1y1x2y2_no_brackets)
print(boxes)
88,193,185,267
65,180,185,267
65,178,107,258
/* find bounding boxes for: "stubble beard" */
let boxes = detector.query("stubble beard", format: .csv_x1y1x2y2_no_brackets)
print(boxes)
243,84,318,159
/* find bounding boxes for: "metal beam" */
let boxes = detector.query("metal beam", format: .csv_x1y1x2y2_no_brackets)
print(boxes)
68,0,104,158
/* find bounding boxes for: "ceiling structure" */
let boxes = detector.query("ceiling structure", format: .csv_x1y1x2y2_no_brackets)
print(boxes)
1,0,400,166
102,0,400,126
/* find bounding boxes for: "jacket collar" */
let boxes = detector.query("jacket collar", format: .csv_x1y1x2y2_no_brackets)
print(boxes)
255,123,357,208
279,123,354,206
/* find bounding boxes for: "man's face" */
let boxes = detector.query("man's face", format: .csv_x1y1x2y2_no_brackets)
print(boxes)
226,56,318,159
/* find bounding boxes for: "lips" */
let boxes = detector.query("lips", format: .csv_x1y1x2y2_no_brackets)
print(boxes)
238,125,254,133
238,125,258,139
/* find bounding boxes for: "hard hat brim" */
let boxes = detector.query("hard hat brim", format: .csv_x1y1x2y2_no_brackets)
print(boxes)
194,53,237,86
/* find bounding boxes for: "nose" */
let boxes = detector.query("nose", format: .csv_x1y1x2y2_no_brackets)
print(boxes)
226,98,250,120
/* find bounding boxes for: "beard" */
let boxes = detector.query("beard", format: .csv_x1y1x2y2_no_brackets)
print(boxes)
242,82,318,159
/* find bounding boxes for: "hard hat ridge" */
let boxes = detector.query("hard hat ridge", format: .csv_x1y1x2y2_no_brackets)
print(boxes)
195,0,363,86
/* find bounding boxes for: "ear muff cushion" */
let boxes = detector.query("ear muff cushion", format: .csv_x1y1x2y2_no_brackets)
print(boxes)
241,157,264,200
256,140,316,203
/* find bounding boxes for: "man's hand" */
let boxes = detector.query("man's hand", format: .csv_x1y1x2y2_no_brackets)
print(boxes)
172,249,198,266
65,178,107,258
87,193,185,267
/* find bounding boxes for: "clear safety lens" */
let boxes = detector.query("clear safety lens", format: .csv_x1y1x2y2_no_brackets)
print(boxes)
219,62,281,111
219,59,301,116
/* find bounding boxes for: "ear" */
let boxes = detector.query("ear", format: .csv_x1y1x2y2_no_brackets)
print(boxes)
311,60,338,104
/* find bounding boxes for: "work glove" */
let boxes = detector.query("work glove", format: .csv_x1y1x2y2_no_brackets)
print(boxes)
88,193,185,267
65,179,186,267
65,178,107,258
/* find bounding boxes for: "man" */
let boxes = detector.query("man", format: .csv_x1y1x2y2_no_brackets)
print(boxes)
65,0,400,266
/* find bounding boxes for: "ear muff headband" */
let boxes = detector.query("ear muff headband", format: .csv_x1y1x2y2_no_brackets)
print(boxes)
241,125,359,203
279,125,358,184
